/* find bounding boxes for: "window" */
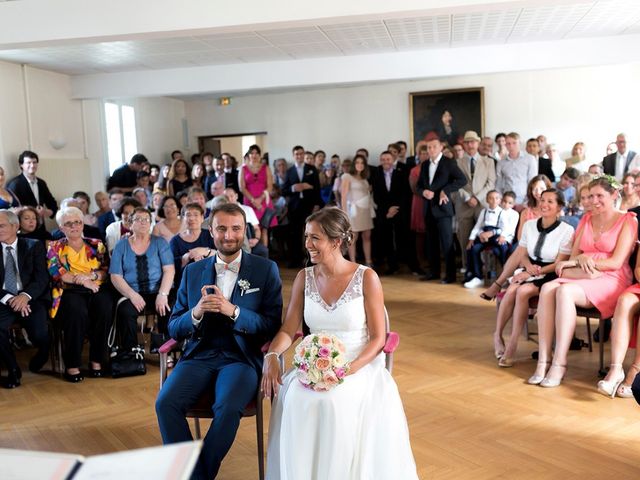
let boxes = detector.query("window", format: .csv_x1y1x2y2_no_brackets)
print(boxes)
104,101,138,174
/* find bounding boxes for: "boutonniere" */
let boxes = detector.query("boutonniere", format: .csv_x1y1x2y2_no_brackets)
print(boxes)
238,279,251,296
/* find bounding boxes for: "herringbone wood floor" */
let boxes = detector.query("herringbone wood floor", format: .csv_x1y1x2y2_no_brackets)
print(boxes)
2,268,640,479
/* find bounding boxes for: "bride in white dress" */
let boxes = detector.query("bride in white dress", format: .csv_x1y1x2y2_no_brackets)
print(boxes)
262,207,418,479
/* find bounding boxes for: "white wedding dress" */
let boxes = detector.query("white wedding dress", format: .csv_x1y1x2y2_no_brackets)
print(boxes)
266,265,418,479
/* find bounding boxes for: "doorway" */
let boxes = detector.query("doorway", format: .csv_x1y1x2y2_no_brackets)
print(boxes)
198,132,268,163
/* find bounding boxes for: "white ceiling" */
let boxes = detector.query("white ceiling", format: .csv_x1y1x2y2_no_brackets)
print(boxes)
1,0,639,76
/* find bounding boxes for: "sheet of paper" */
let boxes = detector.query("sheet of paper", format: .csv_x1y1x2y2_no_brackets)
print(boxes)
0,448,83,480
73,441,202,480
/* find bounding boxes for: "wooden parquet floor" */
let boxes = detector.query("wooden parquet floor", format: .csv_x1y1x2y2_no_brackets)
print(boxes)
2,268,640,479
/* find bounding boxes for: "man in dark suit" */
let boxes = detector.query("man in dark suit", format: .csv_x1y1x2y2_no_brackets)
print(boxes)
371,150,410,274
603,133,637,178
204,157,227,200
106,153,148,193
0,210,50,388
417,138,467,283
7,150,58,223
155,202,282,479
282,145,322,267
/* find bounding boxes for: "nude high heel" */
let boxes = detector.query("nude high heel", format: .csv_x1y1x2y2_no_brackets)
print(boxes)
527,361,550,385
540,364,567,388
596,364,625,398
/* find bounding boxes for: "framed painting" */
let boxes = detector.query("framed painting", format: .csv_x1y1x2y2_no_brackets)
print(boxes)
409,87,484,153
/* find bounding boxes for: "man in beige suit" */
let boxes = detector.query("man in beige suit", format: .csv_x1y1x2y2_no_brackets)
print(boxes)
455,131,496,281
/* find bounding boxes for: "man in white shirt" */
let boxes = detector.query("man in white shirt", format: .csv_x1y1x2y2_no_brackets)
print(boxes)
495,132,538,204
156,202,282,480
606,133,637,177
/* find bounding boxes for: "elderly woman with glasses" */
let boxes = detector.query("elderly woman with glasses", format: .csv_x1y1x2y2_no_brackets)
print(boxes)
105,197,142,254
169,202,214,288
47,207,113,382
110,207,175,351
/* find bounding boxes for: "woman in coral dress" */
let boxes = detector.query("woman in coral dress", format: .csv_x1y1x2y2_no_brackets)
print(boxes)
529,176,637,387
239,144,276,245
262,207,418,479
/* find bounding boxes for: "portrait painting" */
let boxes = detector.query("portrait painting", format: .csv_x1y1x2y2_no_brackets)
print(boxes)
409,88,484,152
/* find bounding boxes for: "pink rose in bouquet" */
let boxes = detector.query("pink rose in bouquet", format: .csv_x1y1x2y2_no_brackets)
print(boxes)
293,333,349,392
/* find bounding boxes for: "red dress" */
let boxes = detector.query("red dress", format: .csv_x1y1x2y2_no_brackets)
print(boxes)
243,164,277,228
409,165,425,233
553,211,637,318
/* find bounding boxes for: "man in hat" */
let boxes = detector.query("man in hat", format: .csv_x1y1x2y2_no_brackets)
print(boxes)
455,131,496,281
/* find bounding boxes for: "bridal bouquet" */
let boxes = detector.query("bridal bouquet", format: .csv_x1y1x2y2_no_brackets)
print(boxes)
293,333,349,392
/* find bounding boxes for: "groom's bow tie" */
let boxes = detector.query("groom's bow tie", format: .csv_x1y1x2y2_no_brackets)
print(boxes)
215,262,240,274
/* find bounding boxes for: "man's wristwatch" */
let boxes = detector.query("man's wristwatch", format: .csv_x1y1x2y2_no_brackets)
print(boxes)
230,305,240,321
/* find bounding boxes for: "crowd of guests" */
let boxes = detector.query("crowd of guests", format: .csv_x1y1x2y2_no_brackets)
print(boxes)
2,132,640,400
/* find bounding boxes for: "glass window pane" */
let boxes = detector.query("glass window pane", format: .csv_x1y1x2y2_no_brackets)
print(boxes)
121,105,138,161
105,102,122,173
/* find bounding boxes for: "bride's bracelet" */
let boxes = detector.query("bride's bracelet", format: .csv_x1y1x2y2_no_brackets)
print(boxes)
264,351,280,361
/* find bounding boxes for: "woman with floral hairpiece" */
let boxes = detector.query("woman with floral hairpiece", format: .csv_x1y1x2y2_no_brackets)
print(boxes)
528,175,637,388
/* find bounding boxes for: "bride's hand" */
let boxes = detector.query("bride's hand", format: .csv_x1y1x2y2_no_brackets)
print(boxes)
261,354,282,398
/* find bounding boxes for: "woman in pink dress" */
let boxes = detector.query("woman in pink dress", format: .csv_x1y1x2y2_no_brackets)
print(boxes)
529,176,637,387
239,144,277,245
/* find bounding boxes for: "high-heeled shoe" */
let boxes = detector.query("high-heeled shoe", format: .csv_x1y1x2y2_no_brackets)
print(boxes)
480,281,502,301
527,361,550,385
616,363,640,398
540,364,567,388
498,356,514,368
493,335,505,359
596,364,624,398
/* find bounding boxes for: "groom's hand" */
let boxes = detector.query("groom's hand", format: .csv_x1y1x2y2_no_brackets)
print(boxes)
208,285,235,317
193,284,219,319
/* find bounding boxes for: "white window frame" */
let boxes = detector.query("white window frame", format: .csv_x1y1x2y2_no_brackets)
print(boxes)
103,99,138,175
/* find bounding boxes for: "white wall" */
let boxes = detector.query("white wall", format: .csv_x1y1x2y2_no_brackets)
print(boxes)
184,63,640,165
136,97,186,166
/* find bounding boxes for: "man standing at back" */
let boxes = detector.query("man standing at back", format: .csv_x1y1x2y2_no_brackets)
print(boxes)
605,133,637,178
156,203,282,479
417,138,466,284
106,153,148,193
282,145,321,268
7,150,58,224
455,131,496,281
495,132,537,204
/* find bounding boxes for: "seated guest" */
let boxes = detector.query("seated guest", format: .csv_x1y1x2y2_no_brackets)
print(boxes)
105,198,141,254
156,202,282,479
166,159,193,197
107,153,147,193
565,142,587,171
151,191,165,220
619,173,640,211
186,186,210,222
0,210,50,388
191,162,205,190
588,164,604,175
493,190,573,365
17,206,52,243
555,168,579,205
136,170,153,199
516,175,552,241
0,166,20,209
222,189,269,258
7,150,58,223
51,198,104,243
561,185,591,229
110,207,174,351
529,176,637,387
463,190,518,289
47,206,113,382
133,187,151,210
94,191,110,218
169,203,214,288
97,188,125,235
72,191,97,226
152,195,182,243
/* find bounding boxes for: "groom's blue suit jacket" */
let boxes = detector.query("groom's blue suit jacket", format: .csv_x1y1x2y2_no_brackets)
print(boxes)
168,253,283,373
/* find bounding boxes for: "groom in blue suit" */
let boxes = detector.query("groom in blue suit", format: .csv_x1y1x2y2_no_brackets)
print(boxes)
156,202,282,479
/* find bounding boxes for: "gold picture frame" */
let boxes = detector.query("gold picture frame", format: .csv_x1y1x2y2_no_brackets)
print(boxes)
409,87,485,154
